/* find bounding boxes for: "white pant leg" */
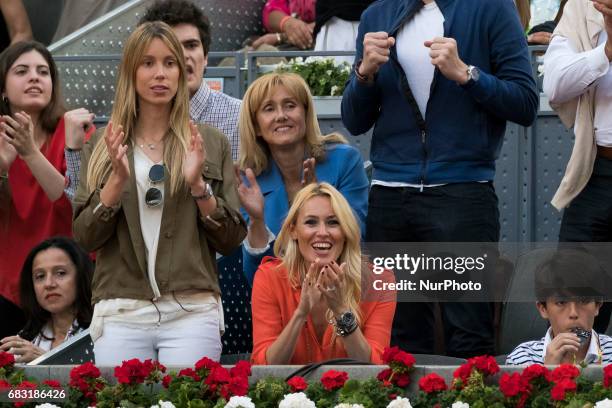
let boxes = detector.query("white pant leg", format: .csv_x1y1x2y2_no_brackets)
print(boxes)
93,322,156,365
314,17,360,65
156,300,222,366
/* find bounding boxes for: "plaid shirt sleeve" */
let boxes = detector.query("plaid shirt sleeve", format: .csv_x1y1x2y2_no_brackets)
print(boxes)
64,148,81,201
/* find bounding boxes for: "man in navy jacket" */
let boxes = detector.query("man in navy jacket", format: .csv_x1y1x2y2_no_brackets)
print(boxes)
342,0,538,357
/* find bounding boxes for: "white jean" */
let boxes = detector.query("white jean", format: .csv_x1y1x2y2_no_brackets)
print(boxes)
93,294,223,366
314,17,360,65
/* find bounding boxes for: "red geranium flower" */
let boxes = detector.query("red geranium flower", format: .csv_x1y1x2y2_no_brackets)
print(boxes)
320,370,348,391
206,366,231,385
468,355,499,376
499,372,523,398
550,378,577,401
0,380,9,390
382,346,400,364
162,375,173,389
453,361,473,382
70,361,101,382
114,358,149,385
43,380,62,388
178,368,201,382
418,373,447,394
0,351,15,368
521,364,551,383
551,364,580,382
195,356,221,372
394,372,410,387
230,360,252,378
287,376,308,392
228,375,249,397
604,364,612,388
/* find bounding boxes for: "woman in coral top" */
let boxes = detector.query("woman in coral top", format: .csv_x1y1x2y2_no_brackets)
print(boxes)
0,41,94,340
251,183,395,365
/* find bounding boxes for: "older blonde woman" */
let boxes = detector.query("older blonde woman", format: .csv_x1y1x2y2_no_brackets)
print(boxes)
251,183,395,364
72,21,246,365
237,73,368,285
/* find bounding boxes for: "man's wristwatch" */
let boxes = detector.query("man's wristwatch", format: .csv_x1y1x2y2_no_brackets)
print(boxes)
465,65,480,86
192,182,213,201
335,311,358,337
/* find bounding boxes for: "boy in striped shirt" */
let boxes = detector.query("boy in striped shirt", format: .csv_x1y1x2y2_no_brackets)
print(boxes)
506,249,612,365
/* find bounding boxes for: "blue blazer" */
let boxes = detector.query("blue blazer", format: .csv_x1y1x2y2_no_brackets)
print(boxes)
242,143,369,284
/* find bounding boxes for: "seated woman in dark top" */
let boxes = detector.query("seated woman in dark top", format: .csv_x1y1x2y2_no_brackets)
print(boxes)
0,237,93,363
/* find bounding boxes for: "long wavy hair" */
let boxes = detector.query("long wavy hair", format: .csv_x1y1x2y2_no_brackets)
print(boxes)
19,237,93,341
238,72,347,175
85,21,191,195
274,182,363,325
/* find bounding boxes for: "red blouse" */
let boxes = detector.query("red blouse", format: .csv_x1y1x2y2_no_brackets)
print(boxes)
251,256,396,365
0,117,73,306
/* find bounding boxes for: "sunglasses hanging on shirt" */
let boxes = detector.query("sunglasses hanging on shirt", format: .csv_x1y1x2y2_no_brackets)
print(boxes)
145,164,165,207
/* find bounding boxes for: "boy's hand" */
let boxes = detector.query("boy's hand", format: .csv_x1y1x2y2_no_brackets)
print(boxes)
544,333,582,364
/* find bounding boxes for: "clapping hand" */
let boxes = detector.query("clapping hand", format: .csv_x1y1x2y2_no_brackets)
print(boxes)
301,157,317,186
236,166,264,221
297,260,324,317
183,121,206,187
1,112,37,158
104,121,129,181
316,261,348,315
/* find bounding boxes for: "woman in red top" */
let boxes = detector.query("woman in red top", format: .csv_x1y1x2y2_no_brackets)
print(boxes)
0,41,94,339
251,182,395,364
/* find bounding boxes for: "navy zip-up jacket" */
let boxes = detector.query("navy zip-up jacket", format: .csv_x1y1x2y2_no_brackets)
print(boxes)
341,0,538,185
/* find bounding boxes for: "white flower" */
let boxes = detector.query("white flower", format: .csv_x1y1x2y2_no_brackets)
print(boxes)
596,399,612,408
295,57,304,64
452,402,470,408
386,396,413,408
278,392,316,408
151,401,176,408
35,404,61,408
225,395,256,408
334,404,365,408
331,85,340,96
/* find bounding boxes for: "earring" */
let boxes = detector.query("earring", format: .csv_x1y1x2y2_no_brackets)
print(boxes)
2,96,7,105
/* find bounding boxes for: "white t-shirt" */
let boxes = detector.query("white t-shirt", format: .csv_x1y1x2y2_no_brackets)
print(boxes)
396,1,445,118
134,146,164,299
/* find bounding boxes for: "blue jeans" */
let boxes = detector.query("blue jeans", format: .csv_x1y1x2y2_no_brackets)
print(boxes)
366,182,499,358
559,156,612,333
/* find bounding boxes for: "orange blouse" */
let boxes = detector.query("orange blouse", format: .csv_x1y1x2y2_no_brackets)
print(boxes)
251,257,396,365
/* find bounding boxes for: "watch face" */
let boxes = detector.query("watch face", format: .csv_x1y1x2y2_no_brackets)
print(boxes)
340,311,355,326
470,66,480,82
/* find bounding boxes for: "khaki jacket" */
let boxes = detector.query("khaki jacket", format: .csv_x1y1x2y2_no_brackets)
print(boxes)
549,0,604,210
73,124,246,303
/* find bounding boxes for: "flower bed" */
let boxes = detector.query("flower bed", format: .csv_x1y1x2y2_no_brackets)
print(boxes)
274,57,351,97
1,349,612,407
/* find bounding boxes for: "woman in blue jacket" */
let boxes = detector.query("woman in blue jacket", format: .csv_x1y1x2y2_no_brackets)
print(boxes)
237,73,368,284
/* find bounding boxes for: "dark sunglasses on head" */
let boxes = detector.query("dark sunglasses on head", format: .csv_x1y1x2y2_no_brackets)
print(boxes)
145,164,165,207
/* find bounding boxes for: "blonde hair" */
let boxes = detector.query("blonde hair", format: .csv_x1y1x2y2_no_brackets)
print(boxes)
274,182,363,325
238,72,347,175
86,21,191,195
